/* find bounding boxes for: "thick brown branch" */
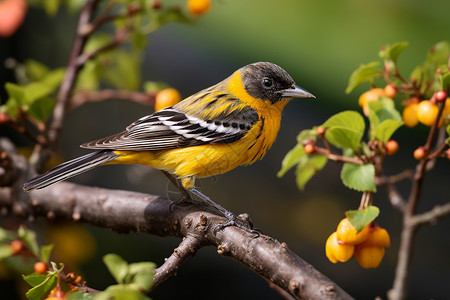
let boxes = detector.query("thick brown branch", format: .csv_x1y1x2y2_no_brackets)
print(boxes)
0,181,353,300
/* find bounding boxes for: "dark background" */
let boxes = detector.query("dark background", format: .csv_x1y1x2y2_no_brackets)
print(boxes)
1,0,450,299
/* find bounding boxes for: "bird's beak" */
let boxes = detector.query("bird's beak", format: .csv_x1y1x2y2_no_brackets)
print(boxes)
281,85,315,99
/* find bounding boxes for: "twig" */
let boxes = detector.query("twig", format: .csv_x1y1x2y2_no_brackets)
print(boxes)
410,202,450,227
30,0,101,171
153,235,203,289
375,173,408,212
314,147,364,165
69,89,156,111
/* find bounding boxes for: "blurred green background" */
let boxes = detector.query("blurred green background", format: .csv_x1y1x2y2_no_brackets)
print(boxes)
1,0,450,299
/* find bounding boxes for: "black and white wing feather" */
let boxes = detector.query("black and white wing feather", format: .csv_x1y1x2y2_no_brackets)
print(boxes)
81,105,259,151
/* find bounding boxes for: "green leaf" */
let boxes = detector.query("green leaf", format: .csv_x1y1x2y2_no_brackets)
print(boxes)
18,226,40,257
24,59,50,81
102,50,141,90
43,0,60,16
127,262,156,291
103,254,129,284
0,227,16,241
346,206,380,232
379,41,409,64
374,119,404,143
295,154,328,190
0,245,13,260
277,143,305,178
442,72,450,93
296,128,318,143
68,291,96,300
28,96,55,121
23,273,48,287
40,244,54,263
341,163,376,192
94,285,151,300
23,68,65,104
143,81,169,93
322,111,365,150
346,61,381,94
25,273,57,300
427,41,450,66
367,97,402,140
5,83,26,117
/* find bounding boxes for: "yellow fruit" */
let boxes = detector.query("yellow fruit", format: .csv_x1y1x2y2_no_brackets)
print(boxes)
325,232,354,263
365,226,391,248
187,0,211,16
358,88,385,116
417,100,438,127
155,88,182,111
442,98,450,116
402,103,419,127
354,244,385,269
336,218,370,245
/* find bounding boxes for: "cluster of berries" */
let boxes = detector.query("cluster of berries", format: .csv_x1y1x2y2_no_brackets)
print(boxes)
325,218,390,268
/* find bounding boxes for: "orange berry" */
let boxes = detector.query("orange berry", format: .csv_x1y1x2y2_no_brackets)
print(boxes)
384,84,397,99
34,261,48,274
417,100,439,126
0,0,27,37
325,232,354,263
385,140,399,155
303,143,315,154
155,88,181,111
336,218,370,245
354,243,385,269
413,147,426,160
316,126,326,135
187,0,211,16
10,239,25,254
74,275,82,284
358,88,385,116
402,103,419,127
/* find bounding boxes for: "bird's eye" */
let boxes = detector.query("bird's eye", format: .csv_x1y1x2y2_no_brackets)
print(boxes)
262,77,273,88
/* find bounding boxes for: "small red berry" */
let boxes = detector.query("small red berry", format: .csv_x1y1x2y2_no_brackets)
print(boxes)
316,127,326,136
34,261,48,274
10,239,25,254
434,90,448,103
304,143,315,154
385,140,399,155
413,147,426,160
152,0,161,9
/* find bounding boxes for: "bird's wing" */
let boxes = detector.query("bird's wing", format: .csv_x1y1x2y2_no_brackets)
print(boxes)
81,92,259,151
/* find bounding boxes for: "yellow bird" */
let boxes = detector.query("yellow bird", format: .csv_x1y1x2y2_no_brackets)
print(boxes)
24,62,315,231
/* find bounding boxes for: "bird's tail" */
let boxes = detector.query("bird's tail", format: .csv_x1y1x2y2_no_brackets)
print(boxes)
23,150,121,191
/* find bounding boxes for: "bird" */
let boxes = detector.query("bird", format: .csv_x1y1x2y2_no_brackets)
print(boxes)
23,62,315,232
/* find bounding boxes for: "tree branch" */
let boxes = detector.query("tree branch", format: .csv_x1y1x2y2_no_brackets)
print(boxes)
0,178,353,300
69,90,156,112
410,202,450,227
